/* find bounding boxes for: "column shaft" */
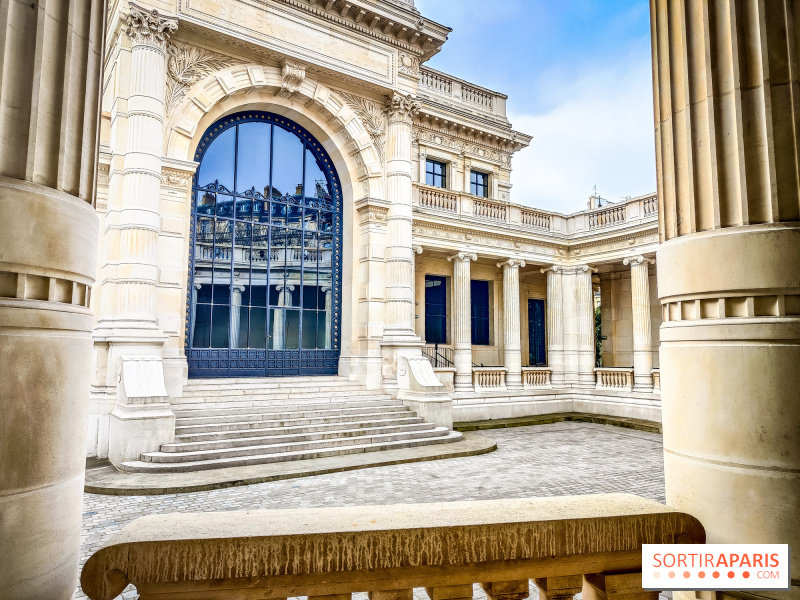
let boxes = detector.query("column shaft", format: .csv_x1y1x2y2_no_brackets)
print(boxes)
542,267,564,386
499,259,525,389
575,266,597,387
0,0,106,595
624,256,654,391
651,1,800,591
382,94,418,340
449,252,477,391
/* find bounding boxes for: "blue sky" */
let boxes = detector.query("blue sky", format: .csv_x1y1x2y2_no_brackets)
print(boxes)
415,0,656,214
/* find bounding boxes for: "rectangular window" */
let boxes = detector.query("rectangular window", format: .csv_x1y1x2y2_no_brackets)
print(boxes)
425,275,447,344
471,279,490,345
528,298,546,366
470,170,489,197
425,159,447,188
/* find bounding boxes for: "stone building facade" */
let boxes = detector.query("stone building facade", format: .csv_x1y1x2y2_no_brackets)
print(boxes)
85,0,664,461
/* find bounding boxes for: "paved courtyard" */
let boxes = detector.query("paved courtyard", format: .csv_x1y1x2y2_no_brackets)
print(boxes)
75,422,665,599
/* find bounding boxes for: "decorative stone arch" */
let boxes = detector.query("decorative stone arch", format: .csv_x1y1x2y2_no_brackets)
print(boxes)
164,64,385,200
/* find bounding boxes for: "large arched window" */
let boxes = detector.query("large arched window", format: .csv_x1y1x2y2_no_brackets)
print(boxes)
186,112,342,378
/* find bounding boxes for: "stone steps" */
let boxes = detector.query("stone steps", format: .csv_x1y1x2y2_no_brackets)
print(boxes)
173,415,427,443
117,377,462,473
165,421,437,452
120,431,463,473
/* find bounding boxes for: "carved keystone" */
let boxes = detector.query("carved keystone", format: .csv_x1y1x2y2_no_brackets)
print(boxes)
426,584,474,600
481,579,530,600
583,573,659,600
534,575,583,600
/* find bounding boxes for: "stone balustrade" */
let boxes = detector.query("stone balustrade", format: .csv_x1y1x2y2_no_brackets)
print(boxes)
414,186,658,237
81,495,705,600
473,366,507,390
522,367,552,388
419,66,507,118
589,205,627,229
595,368,634,391
473,198,507,222
419,185,458,212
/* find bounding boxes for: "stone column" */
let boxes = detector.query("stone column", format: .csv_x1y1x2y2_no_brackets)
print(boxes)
448,252,477,391
651,2,800,594
230,285,245,348
575,265,597,388
498,259,525,389
541,266,565,386
623,255,654,391
273,284,294,348
382,93,419,343
0,0,106,594
321,285,332,349
412,245,424,339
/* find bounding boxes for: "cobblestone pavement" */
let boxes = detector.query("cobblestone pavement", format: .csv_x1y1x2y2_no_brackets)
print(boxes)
75,422,666,600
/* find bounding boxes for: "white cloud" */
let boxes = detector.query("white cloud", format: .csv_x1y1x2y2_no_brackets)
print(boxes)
508,49,657,214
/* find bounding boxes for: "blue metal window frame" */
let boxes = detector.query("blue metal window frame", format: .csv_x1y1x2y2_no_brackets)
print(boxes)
185,111,343,378
470,170,489,197
425,159,447,188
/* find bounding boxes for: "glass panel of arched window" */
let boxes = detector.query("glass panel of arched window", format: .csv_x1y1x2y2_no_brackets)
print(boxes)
190,119,335,353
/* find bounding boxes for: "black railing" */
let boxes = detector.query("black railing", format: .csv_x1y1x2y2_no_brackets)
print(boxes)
421,344,454,368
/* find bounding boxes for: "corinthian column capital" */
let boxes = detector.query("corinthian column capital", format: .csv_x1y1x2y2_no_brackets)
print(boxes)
623,255,655,266
125,4,178,50
497,258,526,269
385,92,419,124
447,251,478,263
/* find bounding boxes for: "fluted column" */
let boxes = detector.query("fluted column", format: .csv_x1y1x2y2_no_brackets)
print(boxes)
623,255,654,391
382,93,419,342
0,0,106,595
498,259,525,389
273,285,294,348
230,285,244,348
448,252,477,391
116,6,176,327
651,2,800,593
321,285,332,349
541,266,564,386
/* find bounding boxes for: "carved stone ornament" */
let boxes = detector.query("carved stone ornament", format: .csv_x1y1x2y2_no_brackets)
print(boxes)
125,5,178,50
540,265,563,275
166,44,240,115
281,59,306,93
386,92,419,124
497,258,526,269
623,255,656,266
447,251,478,263
398,52,420,77
336,91,386,164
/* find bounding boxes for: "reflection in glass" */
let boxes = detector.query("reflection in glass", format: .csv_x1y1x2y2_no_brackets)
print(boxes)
190,116,338,362
198,127,235,190
272,126,303,199
236,122,270,194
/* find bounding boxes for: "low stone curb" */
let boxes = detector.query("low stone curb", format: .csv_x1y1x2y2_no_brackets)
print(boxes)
455,412,662,434
84,432,497,496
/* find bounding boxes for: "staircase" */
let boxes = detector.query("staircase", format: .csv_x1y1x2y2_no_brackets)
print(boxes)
119,376,462,473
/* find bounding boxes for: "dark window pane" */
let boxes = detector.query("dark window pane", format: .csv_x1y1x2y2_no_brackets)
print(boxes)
272,126,303,199
425,275,447,344
249,307,267,348
271,202,287,226
304,209,318,231
319,212,333,232
232,305,249,348
317,310,329,349
305,148,330,199
285,309,300,349
470,279,490,345
195,284,212,304
470,170,489,198
302,310,317,348
198,126,234,190
425,159,447,188
210,305,230,348
236,122,270,195
302,284,318,309
215,194,234,218
235,197,252,220
192,304,211,348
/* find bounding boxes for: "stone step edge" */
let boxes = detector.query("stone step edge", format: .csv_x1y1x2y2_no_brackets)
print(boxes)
163,422,437,452
172,400,402,415
174,417,427,443
174,408,414,427
454,412,662,434
120,431,465,473
143,428,451,462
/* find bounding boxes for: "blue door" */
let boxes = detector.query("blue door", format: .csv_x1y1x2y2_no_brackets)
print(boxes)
528,298,546,366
